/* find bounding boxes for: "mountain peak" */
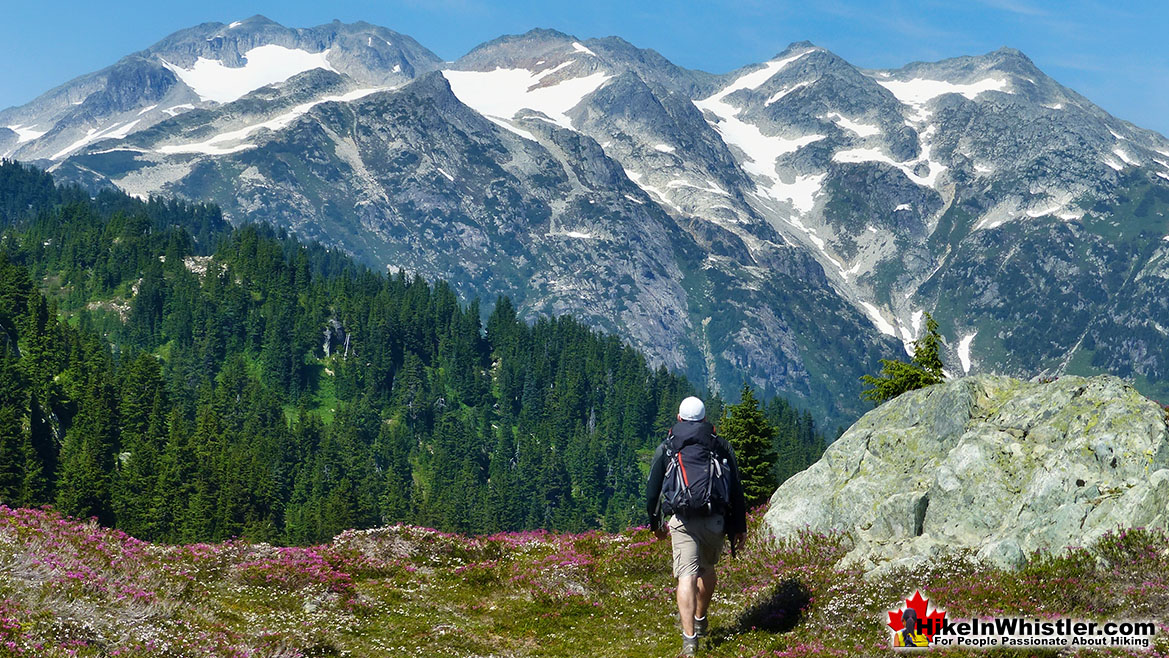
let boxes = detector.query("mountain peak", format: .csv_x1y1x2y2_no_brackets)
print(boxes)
785,40,819,52
470,27,580,52
237,14,279,26
989,45,1029,59
521,27,577,41
456,28,592,70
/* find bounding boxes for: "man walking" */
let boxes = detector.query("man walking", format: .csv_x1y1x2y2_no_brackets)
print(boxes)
647,396,747,657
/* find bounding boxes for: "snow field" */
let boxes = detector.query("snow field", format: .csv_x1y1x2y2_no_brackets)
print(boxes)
160,45,337,104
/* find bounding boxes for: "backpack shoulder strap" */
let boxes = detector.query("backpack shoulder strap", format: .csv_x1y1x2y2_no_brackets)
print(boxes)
710,432,730,458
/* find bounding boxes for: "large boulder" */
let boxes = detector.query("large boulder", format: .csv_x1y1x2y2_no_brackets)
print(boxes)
763,375,1169,572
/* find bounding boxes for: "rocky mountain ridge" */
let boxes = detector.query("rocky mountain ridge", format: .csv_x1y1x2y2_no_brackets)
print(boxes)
5,17,1169,425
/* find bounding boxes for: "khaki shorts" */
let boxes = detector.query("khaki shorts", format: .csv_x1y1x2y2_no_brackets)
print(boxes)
669,513,725,578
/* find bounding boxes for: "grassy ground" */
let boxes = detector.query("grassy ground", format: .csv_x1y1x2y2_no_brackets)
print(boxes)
1,505,1168,657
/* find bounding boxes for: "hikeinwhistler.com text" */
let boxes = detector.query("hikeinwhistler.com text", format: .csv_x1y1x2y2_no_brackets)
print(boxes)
923,617,1157,650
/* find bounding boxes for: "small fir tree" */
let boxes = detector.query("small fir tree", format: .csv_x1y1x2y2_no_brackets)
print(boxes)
719,385,779,508
860,311,946,405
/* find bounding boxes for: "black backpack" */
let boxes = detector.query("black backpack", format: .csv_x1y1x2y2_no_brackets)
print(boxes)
660,422,731,517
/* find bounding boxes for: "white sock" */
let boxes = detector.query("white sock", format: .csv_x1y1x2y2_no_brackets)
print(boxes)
694,616,706,621
683,632,696,639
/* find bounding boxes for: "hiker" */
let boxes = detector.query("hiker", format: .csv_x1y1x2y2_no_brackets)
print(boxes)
647,396,747,657
894,608,929,647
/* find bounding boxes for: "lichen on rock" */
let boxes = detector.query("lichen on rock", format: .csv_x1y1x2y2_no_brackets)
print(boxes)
763,374,1169,573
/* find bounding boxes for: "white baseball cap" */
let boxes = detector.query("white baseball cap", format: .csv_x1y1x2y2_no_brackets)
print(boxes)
678,396,706,421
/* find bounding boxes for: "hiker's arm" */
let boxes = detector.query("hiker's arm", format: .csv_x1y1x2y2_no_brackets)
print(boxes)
719,436,749,535
646,443,667,533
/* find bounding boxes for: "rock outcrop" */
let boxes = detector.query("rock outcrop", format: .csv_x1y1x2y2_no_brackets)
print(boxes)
763,374,1169,572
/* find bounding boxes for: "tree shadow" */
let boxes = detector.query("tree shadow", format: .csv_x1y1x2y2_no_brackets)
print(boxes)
710,578,810,646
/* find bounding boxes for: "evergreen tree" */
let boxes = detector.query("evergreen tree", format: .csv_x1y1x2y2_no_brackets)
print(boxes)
56,377,118,524
0,347,27,504
111,354,167,537
151,409,192,542
719,385,779,508
484,425,519,530
375,419,414,524
860,312,946,404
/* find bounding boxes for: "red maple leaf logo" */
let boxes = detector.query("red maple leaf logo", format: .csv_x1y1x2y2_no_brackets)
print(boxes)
887,590,947,641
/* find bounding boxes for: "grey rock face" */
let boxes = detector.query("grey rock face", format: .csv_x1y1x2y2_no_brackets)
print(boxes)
763,375,1169,572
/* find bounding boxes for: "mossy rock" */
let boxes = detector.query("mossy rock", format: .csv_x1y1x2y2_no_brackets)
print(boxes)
763,374,1169,573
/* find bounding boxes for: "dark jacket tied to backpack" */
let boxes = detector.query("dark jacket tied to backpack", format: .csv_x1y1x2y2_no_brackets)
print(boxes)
646,420,747,536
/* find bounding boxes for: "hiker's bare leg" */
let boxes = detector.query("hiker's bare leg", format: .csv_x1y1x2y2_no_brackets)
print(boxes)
676,574,697,635
695,569,716,619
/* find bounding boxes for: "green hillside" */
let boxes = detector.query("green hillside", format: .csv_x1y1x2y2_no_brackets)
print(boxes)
0,160,825,544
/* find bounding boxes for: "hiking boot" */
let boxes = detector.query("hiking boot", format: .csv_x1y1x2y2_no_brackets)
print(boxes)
679,634,699,657
694,616,708,638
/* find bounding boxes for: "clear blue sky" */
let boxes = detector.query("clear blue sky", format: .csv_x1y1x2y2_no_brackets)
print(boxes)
3,0,1168,135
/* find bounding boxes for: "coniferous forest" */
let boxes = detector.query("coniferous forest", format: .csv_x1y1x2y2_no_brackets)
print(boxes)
0,160,826,545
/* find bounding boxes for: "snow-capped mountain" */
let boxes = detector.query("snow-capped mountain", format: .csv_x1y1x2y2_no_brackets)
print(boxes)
5,17,1168,425
0,16,440,162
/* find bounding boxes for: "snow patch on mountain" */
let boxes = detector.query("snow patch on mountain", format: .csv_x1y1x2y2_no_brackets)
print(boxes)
666,178,729,196
52,120,141,160
859,301,898,337
623,169,681,213
716,49,815,98
824,112,880,138
157,87,388,155
695,59,827,209
766,81,812,106
164,104,195,117
768,173,825,213
485,116,537,141
875,76,1010,106
832,147,943,188
958,332,977,373
973,188,1082,230
1025,204,1062,218
894,309,926,355
160,45,336,104
1112,147,1139,166
7,125,48,144
442,63,610,131
780,214,828,252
